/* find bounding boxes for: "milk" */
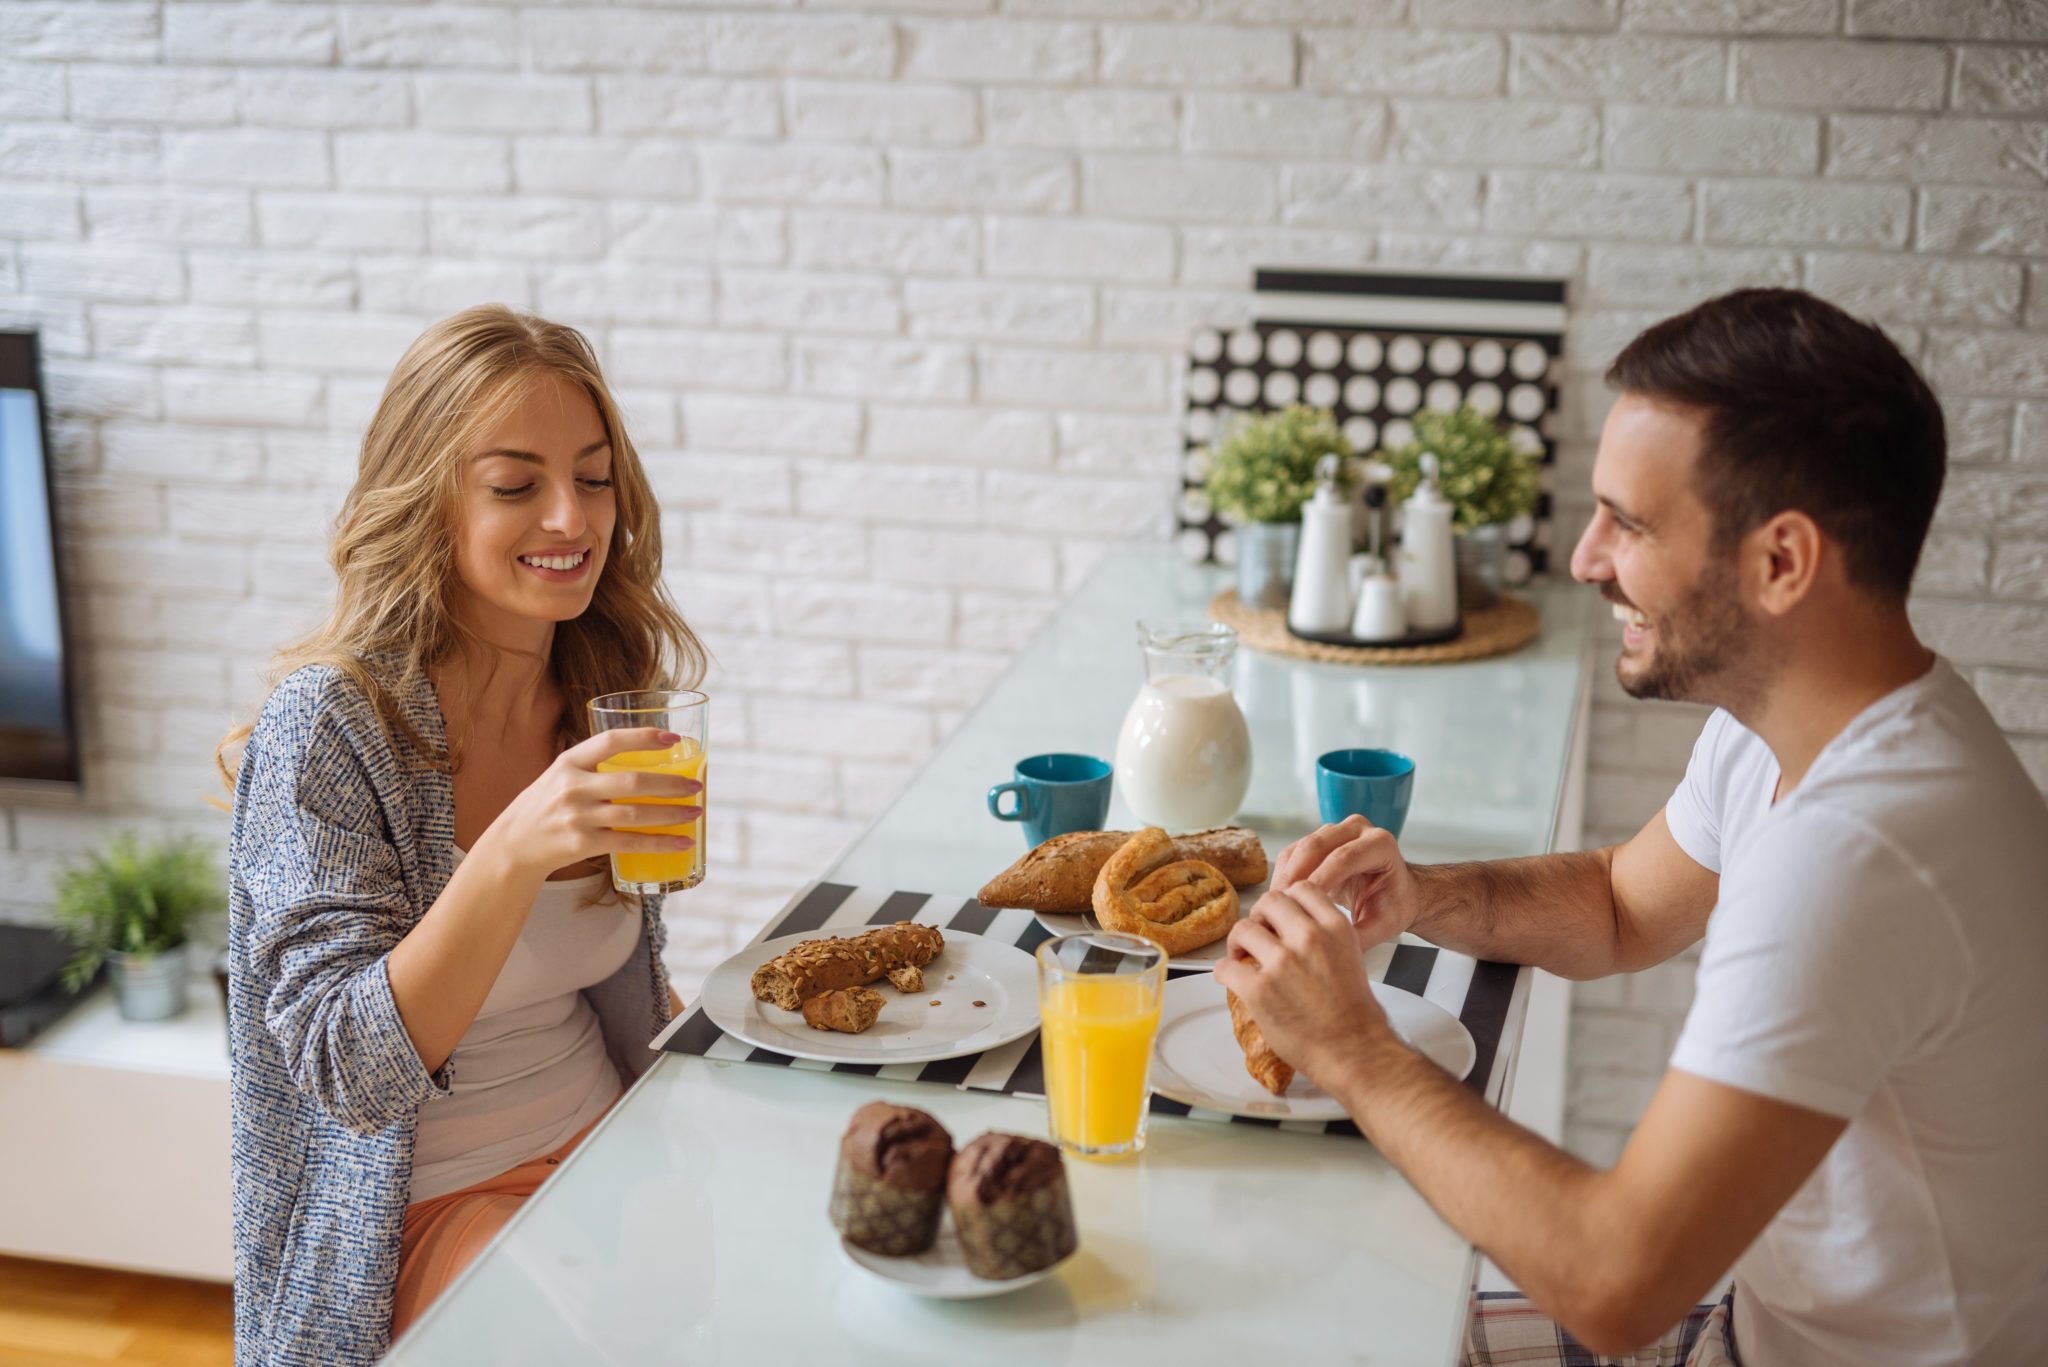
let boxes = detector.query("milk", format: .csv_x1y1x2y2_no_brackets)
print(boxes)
1114,673,1252,831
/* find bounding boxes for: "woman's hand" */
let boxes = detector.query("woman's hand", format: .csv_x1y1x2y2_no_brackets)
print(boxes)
473,726,703,883
1271,814,1422,951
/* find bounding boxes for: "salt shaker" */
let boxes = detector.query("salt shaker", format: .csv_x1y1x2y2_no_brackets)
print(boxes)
1399,452,1459,633
1287,453,1356,635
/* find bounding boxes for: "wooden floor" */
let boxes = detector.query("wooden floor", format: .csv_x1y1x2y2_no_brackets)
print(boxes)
0,1256,231,1367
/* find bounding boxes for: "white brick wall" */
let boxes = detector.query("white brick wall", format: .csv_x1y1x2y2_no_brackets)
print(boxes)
4,1,2046,1168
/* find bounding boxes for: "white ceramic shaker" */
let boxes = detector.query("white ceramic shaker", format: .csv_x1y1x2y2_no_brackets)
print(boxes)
1399,452,1459,633
1287,453,1356,635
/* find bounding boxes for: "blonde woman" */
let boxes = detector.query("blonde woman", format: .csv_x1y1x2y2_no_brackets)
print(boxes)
221,306,704,1367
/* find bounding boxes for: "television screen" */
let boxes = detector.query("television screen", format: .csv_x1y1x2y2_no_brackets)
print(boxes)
0,331,80,789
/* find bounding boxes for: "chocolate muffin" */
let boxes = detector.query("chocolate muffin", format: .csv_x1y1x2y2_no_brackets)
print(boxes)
829,1102,954,1256
947,1132,1078,1280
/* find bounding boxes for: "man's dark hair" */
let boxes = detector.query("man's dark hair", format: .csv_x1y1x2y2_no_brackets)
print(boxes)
1606,288,1946,601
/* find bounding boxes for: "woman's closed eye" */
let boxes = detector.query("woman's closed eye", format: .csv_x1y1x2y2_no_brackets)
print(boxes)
488,477,613,499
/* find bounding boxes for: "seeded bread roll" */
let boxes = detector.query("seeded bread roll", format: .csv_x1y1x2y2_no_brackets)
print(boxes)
749,922,945,1011
977,827,1269,914
947,1132,1078,1280
802,985,885,1033
830,1102,954,1255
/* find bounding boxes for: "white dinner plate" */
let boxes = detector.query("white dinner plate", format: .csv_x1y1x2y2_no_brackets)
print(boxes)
839,1210,1073,1299
1148,972,1477,1121
700,931,1040,1065
1030,873,1267,970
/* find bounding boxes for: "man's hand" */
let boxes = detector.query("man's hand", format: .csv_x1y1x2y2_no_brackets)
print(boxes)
1270,815,1423,950
1214,882,1400,1090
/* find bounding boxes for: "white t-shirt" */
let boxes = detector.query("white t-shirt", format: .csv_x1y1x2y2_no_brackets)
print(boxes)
409,856,641,1203
1665,658,2048,1366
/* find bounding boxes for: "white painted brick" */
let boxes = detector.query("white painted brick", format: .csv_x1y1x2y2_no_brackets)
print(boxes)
1831,115,2048,189
1513,34,1725,104
985,215,1175,282
738,811,868,872
1100,23,1295,88
684,394,861,456
1936,467,2048,538
984,469,1170,536
358,258,532,317
772,580,953,645
1927,330,2048,401
163,368,324,428
259,311,418,376
612,390,680,449
341,7,517,69
868,403,1056,467
2032,266,2048,332
2019,405,2048,468
69,65,236,127
1057,412,1181,476
791,210,978,276
610,203,787,265
986,89,1179,152
515,137,696,199
979,345,1173,412
956,590,1058,651
1621,0,1836,34
789,81,977,146
873,525,1059,592
0,127,157,185
1179,225,1375,288
704,143,884,206
685,512,866,576
1956,46,2048,115
1301,28,1506,95
710,13,896,78
0,185,78,242
1081,155,1278,224
262,431,361,490
1585,244,1800,307
794,338,973,401
58,480,164,538
1805,252,2022,327
1706,178,1913,249
1057,537,1119,593
164,4,331,64
888,148,1075,213
1390,98,1598,168
1100,286,1254,348
416,74,592,135
839,759,919,822
80,188,244,250
1848,0,2048,40
1284,165,1484,230
1909,597,2048,668
644,450,792,515
94,306,255,368
1185,92,1385,161
256,193,425,253
188,249,354,309
0,64,64,122
93,649,230,708
102,423,262,483
532,266,713,329
901,19,1095,84
0,3,158,63
1920,188,2048,258
710,749,841,814
856,645,1012,708
1603,104,1819,176
74,540,244,599
1976,668,2048,732
1944,398,2014,465
167,486,337,548
718,268,902,335
429,197,605,259
238,70,409,131
606,327,785,391
251,542,338,603
1415,0,1620,28
1915,531,1991,597
524,10,711,75
674,571,772,635
796,460,979,526
598,77,780,138
21,245,182,304
1735,39,1947,111
165,130,328,189
336,133,508,194
1002,0,1200,14
1488,171,1693,241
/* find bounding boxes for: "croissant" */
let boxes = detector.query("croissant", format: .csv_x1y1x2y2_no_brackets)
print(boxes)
1226,987,1295,1095
1090,827,1240,957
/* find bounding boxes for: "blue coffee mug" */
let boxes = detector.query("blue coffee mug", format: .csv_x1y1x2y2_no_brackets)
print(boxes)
988,754,1114,848
1316,749,1416,837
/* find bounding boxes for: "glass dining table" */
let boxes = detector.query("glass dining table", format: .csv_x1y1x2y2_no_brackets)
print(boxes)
386,546,1599,1367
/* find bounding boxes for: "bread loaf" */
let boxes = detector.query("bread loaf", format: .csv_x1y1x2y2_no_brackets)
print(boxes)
978,826,1268,913
749,922,945,1011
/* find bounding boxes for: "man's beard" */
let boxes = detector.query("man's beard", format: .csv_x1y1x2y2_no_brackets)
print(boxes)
1614,555,1759,705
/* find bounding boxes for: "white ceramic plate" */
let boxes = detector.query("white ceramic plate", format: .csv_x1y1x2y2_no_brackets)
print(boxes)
1149,973,1477,1121
700,931,1041,1065
839,1211,1072,1299
1030,874,1267,970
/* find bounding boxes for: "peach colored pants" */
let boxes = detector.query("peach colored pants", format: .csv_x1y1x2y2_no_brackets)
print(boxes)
391,1103,614,1341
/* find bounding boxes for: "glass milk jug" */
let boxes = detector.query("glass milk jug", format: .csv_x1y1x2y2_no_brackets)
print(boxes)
1114,621,1253,831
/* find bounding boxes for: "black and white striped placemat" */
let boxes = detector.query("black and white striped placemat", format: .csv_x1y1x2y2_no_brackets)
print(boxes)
655,882,1530,1139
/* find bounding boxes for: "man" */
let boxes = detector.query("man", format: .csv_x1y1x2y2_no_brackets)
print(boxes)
1215,289,2048,1365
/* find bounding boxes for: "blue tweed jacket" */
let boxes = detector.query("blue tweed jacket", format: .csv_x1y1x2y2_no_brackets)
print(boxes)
226,662,672,1367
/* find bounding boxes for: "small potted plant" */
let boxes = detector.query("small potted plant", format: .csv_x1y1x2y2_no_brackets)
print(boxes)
1204,405,1355,610
49,833,223,1022
1378,404,1541,609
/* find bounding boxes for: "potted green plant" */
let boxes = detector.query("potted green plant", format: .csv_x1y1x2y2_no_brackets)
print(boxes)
49,833,224,1022
1378,404,1541,609
1204,404,1355,610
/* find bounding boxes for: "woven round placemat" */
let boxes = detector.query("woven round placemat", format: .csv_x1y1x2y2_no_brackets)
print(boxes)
1209,589,1542,666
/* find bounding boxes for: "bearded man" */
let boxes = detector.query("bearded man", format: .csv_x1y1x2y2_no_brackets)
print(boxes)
1216,289,2048,1366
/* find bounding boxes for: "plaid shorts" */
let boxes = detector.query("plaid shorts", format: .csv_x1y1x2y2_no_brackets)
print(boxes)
1462,1290,1740,1367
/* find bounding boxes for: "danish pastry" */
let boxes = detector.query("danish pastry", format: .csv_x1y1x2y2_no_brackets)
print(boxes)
1226,987,1295,1095
979,826,1268,913
1090,827,1240,957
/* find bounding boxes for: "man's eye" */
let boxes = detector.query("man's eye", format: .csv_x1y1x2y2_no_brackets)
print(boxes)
488,483,534,499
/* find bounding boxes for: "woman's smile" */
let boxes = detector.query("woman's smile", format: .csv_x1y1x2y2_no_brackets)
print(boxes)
517,546,593,582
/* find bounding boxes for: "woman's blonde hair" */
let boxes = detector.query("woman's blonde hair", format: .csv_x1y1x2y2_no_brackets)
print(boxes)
219,305,704,784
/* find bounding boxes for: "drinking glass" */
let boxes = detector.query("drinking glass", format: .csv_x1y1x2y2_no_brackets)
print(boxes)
587,689,707,896
1036,932,1166,1160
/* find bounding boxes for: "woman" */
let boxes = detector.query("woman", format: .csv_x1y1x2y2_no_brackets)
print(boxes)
221,306,705,1367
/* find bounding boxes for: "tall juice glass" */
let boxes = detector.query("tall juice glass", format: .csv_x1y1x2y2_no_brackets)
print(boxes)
587,689,707,896
1037,933,1166,1160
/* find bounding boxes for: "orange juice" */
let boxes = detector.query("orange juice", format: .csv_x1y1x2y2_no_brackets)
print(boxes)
1039,975,1162,1156
596,740,705,889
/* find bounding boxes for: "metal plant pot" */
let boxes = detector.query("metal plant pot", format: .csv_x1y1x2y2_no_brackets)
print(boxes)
1234,521,1300,612
1455,524,1507,611
109,944,189,1022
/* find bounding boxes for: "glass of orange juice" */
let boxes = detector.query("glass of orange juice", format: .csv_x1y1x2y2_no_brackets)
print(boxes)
1036,932,1166,1160
587,689,707,896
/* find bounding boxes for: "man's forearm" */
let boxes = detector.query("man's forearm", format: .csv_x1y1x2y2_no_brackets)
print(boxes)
1408,850,1632,978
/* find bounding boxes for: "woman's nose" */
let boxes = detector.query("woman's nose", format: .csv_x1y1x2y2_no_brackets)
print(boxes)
540,480,586,537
